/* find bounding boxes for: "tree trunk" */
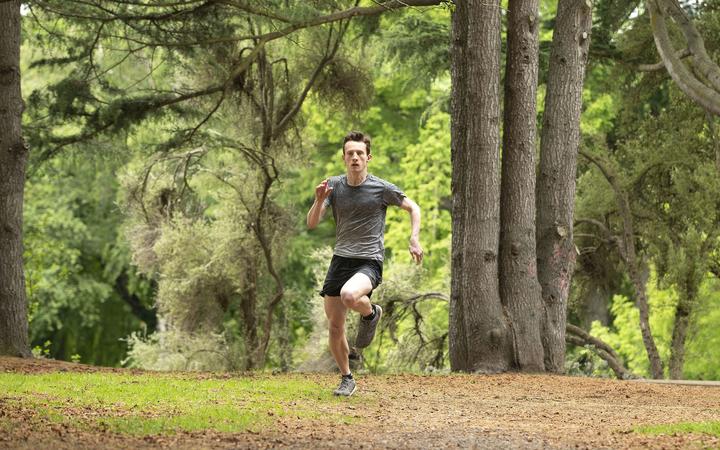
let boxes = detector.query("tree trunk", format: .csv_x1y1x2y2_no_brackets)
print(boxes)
241,255,260,370
668,255,705,380
449,0,470,372
114,271,158,331
449,0,511,372
628,263,664,379
581,283,611,328
499,0,544,371
0,0,30,358
536,0,592,373
669,296,690,380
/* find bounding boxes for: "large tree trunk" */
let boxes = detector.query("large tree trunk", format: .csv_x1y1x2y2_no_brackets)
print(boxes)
449,0,511,372
536,0,592,373
0,0,30,358
499,0,544,371
449,0,469,369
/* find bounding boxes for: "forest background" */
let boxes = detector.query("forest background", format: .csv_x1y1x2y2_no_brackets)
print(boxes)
5,0,720,380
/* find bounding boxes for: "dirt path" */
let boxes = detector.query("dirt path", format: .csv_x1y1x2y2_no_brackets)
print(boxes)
2,357,719,449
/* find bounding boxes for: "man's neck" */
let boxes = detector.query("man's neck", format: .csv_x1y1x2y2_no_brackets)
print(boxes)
346,171,368,186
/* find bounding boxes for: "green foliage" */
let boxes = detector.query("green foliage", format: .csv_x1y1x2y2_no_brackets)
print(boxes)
572,1,720,378
124,330,234,372
23,153,153,366
683,278,720,380
368,263,449,372
590,272,676,377
0,372,351,435
587,272,720,379
564,344,614,378
380,9,450,85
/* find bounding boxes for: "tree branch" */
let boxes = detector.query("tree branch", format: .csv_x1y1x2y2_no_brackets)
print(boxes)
660,0,720,92
637,48,691,72
647,0,720,115
566,324,638,380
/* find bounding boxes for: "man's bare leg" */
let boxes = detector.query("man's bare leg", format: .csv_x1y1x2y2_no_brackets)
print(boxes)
324,295,351,375
339,273,373,316
341,273,383,348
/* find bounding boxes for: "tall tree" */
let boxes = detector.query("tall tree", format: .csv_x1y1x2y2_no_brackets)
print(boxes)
451,0,594,372
536,0,593,373
499,0,545,371
449,0,511,372
0,0,30,357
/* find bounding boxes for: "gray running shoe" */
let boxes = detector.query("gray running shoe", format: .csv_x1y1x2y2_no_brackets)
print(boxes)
333,376,357,397
355,304,383,348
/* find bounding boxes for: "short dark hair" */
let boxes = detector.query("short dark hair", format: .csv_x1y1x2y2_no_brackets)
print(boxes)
343,131,371,155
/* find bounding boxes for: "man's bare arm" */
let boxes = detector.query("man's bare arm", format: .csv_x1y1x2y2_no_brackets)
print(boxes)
400,197,423,264
307,179,332,229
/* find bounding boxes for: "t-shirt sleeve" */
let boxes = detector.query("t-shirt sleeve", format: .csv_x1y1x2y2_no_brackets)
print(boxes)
383,180,406,207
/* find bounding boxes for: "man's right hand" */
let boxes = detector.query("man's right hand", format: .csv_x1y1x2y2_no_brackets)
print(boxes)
315,179,333,202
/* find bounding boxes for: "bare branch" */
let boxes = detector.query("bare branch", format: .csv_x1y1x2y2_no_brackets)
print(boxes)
566,325,639,380
637,47,691,72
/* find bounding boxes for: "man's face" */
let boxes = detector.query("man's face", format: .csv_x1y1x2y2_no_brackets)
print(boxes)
342,140,371,173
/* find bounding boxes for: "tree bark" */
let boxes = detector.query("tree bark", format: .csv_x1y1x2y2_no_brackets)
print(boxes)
0,0,30,358
449,0,511,372
628,265,664,379
449,0,470,372
500,0,544,371
536,0,592,373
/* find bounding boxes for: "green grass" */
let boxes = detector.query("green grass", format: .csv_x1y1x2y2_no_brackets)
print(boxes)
635,421,720,437
0,372,355,435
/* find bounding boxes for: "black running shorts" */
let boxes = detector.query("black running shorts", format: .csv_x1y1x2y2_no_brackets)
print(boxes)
319,255,383,298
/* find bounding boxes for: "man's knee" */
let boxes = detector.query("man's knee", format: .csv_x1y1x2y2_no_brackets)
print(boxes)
340,289,361,308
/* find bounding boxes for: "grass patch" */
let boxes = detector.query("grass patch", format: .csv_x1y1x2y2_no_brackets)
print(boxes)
0,372,356,435
635,421,720,437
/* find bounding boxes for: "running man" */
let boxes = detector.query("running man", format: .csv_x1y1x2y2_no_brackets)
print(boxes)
307,131,423,397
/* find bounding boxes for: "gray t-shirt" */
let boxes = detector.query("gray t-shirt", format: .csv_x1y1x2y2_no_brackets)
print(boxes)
323,174,406,261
